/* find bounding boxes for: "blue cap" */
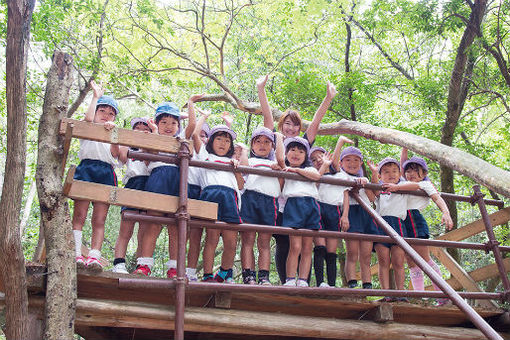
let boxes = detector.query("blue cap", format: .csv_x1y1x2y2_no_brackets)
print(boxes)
96,95,119,116
155,102,180,120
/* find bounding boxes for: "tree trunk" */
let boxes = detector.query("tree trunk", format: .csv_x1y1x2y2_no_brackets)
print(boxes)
36,51,77,340
0,0,35,339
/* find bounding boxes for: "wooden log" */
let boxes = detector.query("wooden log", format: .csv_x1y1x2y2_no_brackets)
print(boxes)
362,303,394,323
26,297,507,340
60,118,192,154
430,248,498,309
214,292,232,309
65,177,217,220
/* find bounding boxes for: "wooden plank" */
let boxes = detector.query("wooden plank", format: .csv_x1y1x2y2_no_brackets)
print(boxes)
214,292,232,309
426,257,510,291
362,303,393,323
60,118,192,154
66,179,217,220
430,248,498,309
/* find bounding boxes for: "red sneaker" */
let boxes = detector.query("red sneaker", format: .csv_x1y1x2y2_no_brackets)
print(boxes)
76,256,86,270
166,267,177,279
85,257,103,272
133,264,151,276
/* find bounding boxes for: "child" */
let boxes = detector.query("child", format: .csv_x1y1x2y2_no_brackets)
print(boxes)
310,136,352,287
340,147,376,289
133,97,197,277
239,127,283,285
279,137,322,287
388,149,453,303
192,124,245,283
368,157,408,300
112,117,152,274
72,81,120,271
257,74,337,284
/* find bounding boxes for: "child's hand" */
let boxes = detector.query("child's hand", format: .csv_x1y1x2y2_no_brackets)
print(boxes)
283,167,298,173
367,160,378,173
442,213,454,231
326,82,337,100
340,215,350,232
90,80,105,99
270,163,282,171
197,108,211,118
338,135,354,144
104,121,116,131
231,158,240,169
189,93,205,103
147,118,158,134
322,152,333,167
256,75,269,89
222,112,233,128
356,178,368,185
382,183,399,192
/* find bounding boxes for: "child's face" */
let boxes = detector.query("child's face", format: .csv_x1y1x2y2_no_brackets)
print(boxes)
286,146,306,167
281,117,300,138
200,130,208,144
310,150,324,170
341,155,362,175
404,165,426,182
251,135,272,158
157,116,179,136
134,123,151,133
380,163,401,184
94,105,116,124
212,134,232,157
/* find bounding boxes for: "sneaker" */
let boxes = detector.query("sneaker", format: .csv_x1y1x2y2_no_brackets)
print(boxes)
112,262,129,274
167,267,177,279
76,256,86,270
283,279,296,286
187,273,199,282
224,277,235,284
243,274,257,285
319,282,332,288
347,280,358,288
214,269,232,283
435,298,449,306
133,264,151,276
362,282,373,289
258,277,272,286
86,257,103,272
202,274,215,282
297,279,309,287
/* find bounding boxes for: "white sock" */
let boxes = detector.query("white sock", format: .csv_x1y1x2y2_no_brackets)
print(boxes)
166,259,177,270
137,257,154,268
88,249,101,260
186,267,197,276
73,230,82,257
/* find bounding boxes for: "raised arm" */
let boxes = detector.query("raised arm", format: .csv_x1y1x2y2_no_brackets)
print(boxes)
305,82,337,143
274,132,285,169
331,136,353,172
400,147,408,170
192,109,211,153
84,80,104,122
256,75,275,131
221,111,234,129
366,160,380,197
318,153,332,176
186,94,203,139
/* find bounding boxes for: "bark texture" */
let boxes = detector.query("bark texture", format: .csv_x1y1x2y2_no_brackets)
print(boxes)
36,51,77,340
0,0,35,338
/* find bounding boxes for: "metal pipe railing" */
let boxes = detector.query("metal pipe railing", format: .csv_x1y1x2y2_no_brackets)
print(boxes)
351,191,503,340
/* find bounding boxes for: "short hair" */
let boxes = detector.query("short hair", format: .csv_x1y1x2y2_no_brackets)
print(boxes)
405,162,427,175
155,112,180,126
277,109,302,133
206,131,235,158
285,141,310,168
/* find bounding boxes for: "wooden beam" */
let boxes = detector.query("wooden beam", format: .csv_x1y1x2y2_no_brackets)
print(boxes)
362,303,394,323
65,178,217,220
27,296,505,340
214,292,232,309
60,118,192,154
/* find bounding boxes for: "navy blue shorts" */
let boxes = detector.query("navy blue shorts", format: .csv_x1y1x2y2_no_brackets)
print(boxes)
121,175,148,212
74,159,117,186
347,204,378,234
188,184,201,200
319,202,341,232
240,190,278,226
282,197,321,230
145,166,180,196
200,185,242,224
404,209,429,239
376,216,406,248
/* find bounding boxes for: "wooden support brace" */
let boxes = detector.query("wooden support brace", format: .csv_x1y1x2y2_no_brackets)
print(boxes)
363,303,394,323
61,122,74,177
214,292,232,309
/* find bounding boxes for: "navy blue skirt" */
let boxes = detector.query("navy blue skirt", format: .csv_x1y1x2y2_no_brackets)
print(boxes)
404,209,429,239
347,204,378,234
319,202,341,232
376,216,406,248
200,185,243,224
240,190,278,226
74,159,117,186
282,197,321,230
121,175,148,212
145,166,180,196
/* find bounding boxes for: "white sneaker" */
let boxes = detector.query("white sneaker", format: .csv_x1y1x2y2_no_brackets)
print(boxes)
112,262,129,274
283,279,296,286
297,279,309,287
319,282,332,288
187,273,199,282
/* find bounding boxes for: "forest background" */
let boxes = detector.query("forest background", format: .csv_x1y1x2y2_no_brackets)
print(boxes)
1,0,510,327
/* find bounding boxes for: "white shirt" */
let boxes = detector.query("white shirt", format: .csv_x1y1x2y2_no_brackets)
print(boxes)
317,170,349,206
79,139,118,167
244,157,281,198
123,151,150,182
188,150,203,187
342,171,370,205
147,131,185,173
281,167,319,200
375,190,409,220
406,180,438,210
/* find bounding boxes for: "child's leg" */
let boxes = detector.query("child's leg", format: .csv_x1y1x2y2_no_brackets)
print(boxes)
241,231,256,270
138,223,163,258
114,213,136,259
325,238,338,286
90,202,110,251
375,244,391,289
286,235,302,279
359,240,373,284
187,227,203,269
257,232,272,271
313,237,326,286
390,246,406,290
72,200,90,259
203,229,221,275
345,240,360,284
135,222,146,258
298,236,314,281
220,230,238,270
